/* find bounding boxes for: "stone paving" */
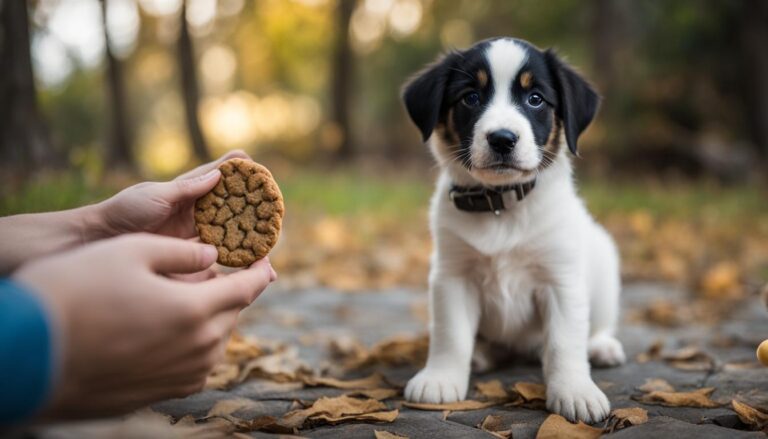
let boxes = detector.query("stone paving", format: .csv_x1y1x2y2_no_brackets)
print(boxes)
40,283,768,438
150,283,768,438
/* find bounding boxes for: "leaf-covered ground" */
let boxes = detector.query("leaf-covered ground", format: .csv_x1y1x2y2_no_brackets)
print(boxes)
36,282,768,438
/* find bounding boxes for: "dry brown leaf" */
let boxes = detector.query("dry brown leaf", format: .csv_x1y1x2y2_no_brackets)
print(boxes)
605,407,648,433
732,400,768,432
225,332,264,363
206,398,259,418
478,414,513,439
513,382,547,402
205,363,241,390
237,346,312,383
375,430,410,439
723,360,762,371
661,346,715,371
700,261,743,299
333,334,429,370
476,380,510,400
300,372,388,390
348,388,400,400
281,395,398,429
634,387,721,408
403,399,501,411
638,378,675,393
535,414,603,439
636,339,664,363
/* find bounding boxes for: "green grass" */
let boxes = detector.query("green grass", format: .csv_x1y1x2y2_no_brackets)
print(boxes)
0,173,117,216
2,169,765,224
581,179,767,221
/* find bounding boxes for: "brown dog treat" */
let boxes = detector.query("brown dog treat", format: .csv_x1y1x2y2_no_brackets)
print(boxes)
194,158,284,267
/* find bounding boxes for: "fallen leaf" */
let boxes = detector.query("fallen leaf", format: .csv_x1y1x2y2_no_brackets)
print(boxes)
205,363,241,390
535,414,602,439
701,261,743,299
478,414,513,439
661,346,715,371
205,398,259,418
403,399,500,411
636,339,664,363
513,382,547,402
348,388,400,401
300,372,388,390
605,407,648,432
638,378,675,393
225,332,264,363
634,387,721,408
476,380,510,400
333,334,429,370
732,400,768,432
723,360,762,371
375,431,409,439
237,346,312,383
281,395,398,429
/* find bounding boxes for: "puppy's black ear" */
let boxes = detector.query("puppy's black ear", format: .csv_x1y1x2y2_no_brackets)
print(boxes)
402,53,457,142
545,50,600,155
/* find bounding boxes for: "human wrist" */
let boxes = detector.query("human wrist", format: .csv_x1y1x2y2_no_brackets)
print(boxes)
76,201,115,242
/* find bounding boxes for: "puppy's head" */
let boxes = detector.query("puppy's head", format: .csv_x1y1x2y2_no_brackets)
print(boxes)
403,38,599,186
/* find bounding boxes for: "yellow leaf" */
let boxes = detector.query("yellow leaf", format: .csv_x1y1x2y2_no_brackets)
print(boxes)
535,414,603,439
476,380,509,400
634,387,721,408
732,400,768,431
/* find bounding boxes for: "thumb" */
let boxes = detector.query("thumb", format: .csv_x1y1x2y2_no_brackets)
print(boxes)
154,168,221,204
193,258,274,315
127,234,219,274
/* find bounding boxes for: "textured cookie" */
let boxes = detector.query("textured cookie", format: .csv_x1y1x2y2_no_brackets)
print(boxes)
194,158,284,267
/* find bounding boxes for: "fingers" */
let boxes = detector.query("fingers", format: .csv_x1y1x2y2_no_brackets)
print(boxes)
154,168,222,205
126,234,219,274
192,258,275,315
169,268,218,283
175,150,252,181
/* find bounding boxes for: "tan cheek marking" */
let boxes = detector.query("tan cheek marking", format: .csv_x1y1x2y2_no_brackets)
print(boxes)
477,69,488,88
520,71,533,89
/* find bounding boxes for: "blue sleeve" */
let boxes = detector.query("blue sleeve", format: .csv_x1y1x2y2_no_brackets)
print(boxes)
0,279,54,425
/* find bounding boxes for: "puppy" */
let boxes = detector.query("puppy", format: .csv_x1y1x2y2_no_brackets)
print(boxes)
401,37,625,423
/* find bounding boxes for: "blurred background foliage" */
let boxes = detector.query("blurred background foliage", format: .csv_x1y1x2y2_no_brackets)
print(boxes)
1,0,766,300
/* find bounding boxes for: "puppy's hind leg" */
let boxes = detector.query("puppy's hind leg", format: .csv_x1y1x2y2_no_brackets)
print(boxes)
587,228,626,368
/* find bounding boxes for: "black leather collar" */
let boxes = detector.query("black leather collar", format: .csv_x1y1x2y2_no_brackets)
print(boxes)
449,179,536,215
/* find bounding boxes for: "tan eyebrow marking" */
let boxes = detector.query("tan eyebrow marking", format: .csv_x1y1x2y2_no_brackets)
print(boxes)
520,71,533,89
477,69,488,88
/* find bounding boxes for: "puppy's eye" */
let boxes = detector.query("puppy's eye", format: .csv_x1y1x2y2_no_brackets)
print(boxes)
527,93,544,108
462,92,481,107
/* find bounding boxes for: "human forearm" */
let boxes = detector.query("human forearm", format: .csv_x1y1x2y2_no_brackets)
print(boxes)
0,203,108,275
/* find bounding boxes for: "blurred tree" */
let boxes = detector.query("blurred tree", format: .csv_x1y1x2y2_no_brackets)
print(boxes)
739,0,768,161
0,0,59,172
100,0,135,170
330,0,355,159
179,0,211,162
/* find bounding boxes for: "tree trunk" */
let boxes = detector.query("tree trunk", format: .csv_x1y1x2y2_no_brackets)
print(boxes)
590,0,623,100
330,0,355,159
0,0,58,173
178,0,211,162
100,0,135,170
739,0,768,160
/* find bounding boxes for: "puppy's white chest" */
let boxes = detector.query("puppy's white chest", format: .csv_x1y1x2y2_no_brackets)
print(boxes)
475,254,543,345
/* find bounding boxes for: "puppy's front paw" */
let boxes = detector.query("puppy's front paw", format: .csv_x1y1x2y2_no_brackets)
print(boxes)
405,368,469,403
546,376,610,423
588,334,626,367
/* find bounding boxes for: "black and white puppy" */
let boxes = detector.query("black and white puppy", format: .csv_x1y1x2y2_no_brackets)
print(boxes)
402,37,625,423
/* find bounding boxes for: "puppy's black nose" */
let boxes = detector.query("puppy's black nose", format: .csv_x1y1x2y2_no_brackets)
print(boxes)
487,130,518,154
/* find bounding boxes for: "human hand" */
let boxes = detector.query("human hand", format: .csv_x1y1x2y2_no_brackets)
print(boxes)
12,233,275,419
97,150,252,239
